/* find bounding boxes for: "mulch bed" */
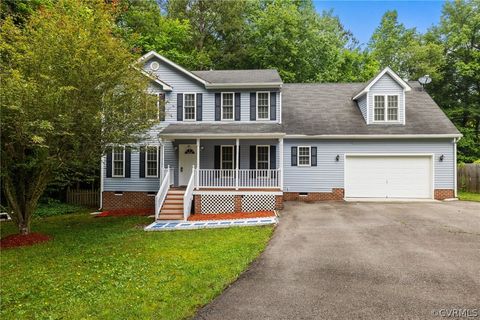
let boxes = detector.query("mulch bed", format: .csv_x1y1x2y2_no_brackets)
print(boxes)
96,208,153,217
0,233,52,249
188,211,275,221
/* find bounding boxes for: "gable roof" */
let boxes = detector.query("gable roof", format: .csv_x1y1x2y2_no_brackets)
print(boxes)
138,51,208,85
192,70,283,88
282,81,460,137
137,68,173,91
352,67,411,100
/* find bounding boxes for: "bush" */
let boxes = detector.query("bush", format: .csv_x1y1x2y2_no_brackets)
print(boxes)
35,199,87,217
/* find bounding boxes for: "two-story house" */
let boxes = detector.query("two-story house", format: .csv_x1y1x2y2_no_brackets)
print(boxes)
101,51,461,220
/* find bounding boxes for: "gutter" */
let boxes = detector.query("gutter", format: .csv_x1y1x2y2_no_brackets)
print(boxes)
284,134,463,139
160,132,286,139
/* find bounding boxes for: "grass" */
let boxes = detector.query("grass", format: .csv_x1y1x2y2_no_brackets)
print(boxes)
1,213,273,320
34,201,90,217
458,191,480,202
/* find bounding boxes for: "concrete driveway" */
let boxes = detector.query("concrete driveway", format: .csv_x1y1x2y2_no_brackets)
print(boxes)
195,201,480,320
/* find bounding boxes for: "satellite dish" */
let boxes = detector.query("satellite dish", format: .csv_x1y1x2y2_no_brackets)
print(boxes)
418,75,432,85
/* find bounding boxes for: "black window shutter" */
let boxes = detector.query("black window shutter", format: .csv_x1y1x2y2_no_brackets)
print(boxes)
250,145,256,169
270,92,276,120
106,147,112,178
215,93,221,121
291,146,297,166
311,147,317,166
125,147,131,178
235,93,241,121
157,146,161,177
139,146,146,178
196,93,202,121
214,146,220,169
177,93,183,121
159,93,165,121
250,92,256,120
270,146,276,169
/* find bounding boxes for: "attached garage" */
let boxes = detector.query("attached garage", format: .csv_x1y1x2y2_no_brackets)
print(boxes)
345,155,433,199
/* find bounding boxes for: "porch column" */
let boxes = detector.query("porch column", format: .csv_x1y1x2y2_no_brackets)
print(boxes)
236,138,240,190
196,138,200,190
279,138,284,190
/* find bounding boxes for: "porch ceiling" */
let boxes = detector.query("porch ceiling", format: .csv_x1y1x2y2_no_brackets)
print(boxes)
159,123,285,139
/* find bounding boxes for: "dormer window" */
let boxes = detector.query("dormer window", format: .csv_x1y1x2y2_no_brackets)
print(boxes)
373,94,399,122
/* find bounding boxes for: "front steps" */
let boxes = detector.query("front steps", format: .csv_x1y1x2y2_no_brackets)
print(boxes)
158,190,185,220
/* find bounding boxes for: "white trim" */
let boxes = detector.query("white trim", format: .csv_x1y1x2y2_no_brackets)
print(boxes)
220,145,235,170
137,69,173,91
372,94,400,123
344,153,435,200
352,67,411,100
205,83,282,89
221,92,235,121
196,138,200,190
183,93,196,122
454,137,459,197
145,145,159,178
193,190,283,196
256,91,270,120
279,138,284,190
284,134,463,139
100,156,104,209
138,51,207,85
297,146,311,167
161,133,285,139
112,146,126,178
256,145,270,170
366,93,370,124
236,138,240,190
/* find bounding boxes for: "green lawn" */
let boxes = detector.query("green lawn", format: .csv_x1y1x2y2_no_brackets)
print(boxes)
1,214,273,319
458,191,480,202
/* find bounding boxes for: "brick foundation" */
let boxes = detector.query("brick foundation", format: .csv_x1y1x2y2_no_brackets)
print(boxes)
234,195,242,212
283,188,344,202
102,191,155,211
194,195,202,214
275,195,284,210
434,189,455,200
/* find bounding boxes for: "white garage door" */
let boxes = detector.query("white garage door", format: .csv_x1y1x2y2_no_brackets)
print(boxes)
345,155,433,199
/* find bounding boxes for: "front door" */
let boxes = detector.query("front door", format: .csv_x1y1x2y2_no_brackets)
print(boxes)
178,144,197,185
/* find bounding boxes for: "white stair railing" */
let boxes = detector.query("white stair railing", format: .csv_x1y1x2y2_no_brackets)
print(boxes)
183,165,195,221
155,166,171,220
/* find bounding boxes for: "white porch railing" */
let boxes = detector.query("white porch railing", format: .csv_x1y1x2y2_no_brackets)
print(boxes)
183,165,195,220
155,166,172,220
197,169,281,188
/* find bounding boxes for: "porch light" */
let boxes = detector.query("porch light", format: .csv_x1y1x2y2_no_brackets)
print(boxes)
201,146,205,151
439,154,444,162
335,155,340,162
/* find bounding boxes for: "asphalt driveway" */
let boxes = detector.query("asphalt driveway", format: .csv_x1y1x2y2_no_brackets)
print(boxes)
195,201,480,320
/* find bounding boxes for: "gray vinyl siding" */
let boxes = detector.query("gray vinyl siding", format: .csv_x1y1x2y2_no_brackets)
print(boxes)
283,139,455,193
357,94,367,121
367,74,405,124
145,58,280,123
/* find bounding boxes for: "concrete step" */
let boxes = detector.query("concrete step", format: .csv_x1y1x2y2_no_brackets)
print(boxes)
157,215,183,220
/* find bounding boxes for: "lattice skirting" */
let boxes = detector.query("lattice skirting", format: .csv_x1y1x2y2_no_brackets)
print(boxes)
241,195,276,212
196,194,278,214
199,195,236,214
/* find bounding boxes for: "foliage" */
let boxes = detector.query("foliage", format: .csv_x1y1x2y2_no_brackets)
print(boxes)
0,0,52,25
0,0,158,234
34,200,88,217
0,214,273,319
458,191,480,202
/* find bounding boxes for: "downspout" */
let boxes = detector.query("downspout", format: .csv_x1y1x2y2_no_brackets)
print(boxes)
99,156,104,210
454,137,461,198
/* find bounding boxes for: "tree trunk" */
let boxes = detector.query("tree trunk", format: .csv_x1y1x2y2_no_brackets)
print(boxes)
18,220,31,235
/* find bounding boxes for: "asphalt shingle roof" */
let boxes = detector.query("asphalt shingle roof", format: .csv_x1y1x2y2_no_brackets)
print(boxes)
192,69,282,84
281,81,460,136
160,123,284,136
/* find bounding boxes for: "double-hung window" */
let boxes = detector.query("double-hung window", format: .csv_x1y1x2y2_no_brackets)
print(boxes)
257,92,270,120
256,145,270,177
146,146,158,177
298,146,311,166
112,147,125,177
374,95,399,122
221,145,234,177
184,93,196,121
221,93,234,120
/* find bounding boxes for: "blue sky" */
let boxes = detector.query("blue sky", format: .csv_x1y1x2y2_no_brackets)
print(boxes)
313,1,445,46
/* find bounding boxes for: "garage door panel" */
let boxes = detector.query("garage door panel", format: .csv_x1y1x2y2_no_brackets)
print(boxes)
345,156,432,199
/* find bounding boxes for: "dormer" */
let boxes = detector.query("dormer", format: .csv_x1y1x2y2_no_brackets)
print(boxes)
353,67,411,125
